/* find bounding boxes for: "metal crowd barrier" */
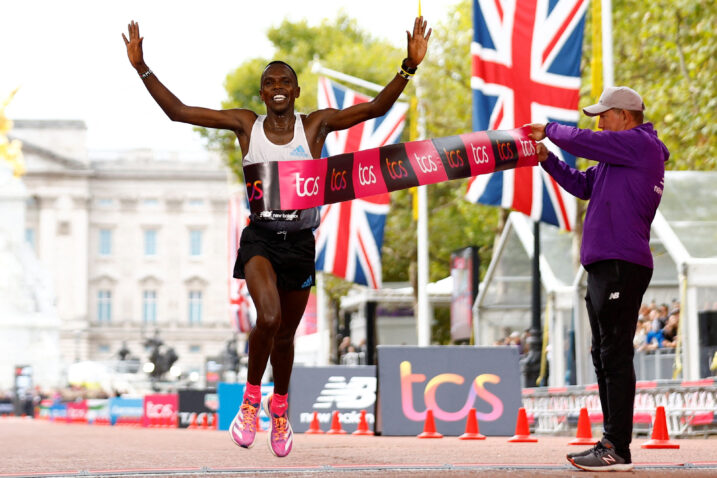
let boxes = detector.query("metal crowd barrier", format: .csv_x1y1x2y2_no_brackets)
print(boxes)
634,349,678,381
522,377,717,438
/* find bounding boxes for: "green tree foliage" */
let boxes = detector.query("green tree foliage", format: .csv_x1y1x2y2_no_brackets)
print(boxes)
579,1,716,169
610,0,716,170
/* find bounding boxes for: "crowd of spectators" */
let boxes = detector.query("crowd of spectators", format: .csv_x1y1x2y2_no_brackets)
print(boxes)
493,329,530,355
634,300,680,352
337,336,367,366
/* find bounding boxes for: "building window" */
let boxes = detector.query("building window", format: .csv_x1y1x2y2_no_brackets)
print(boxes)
189,345,201,353
98,344,111,354
143,290,157,324
96,198,114,207
189,229,203,256
97,290,112,323
144,229,158,256
99,229,112,256
25,227,36,251
188,199,204,207
142,198,159,207
188,291,203,324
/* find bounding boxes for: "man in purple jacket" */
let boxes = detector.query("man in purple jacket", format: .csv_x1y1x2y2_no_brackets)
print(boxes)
528,86,669,472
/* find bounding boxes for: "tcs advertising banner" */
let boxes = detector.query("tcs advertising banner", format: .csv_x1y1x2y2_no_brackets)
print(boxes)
143,394,178,427
377,346,521,436
288,366,376,433
66,400,88,423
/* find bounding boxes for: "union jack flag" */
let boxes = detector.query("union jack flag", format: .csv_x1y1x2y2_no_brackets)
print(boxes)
466,0,587,231
228,192,255,333
314,77,408,288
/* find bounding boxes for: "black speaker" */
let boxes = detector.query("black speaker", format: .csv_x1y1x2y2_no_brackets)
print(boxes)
698,311,717,346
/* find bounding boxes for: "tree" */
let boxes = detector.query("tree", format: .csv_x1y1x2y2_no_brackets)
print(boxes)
578,1,716,169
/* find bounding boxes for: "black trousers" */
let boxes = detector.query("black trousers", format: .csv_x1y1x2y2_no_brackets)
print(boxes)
585,259,652,453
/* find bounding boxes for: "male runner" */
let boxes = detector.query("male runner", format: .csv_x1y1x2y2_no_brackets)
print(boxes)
123,17,431,457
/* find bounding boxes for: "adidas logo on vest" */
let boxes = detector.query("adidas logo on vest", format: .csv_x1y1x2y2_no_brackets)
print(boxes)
290,145,310,158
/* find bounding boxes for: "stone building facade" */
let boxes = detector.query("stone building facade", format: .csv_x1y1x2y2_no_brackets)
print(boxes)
11,120,235,388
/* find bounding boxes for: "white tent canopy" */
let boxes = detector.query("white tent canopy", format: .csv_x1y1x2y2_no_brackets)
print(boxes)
473,171,717,385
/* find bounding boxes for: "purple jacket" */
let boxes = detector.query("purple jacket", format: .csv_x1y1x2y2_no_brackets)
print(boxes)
541,122,669,269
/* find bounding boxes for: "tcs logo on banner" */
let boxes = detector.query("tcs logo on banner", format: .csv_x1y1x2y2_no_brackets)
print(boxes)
246,180,263,201
330,168,348,192
470,144,490,165
399,361,504,422
384,156,409,180
358,163,377,186
413,153,438,174
146,401,175,418
295,173,320,197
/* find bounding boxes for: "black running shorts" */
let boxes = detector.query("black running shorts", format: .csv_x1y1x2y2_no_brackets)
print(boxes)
233,222,316,290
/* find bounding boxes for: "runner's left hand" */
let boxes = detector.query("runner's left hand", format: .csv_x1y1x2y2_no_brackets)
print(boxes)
405,16,432,68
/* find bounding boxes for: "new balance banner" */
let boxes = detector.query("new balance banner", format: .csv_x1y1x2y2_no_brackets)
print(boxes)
244,127,538,214
377,346,521,436
288,365,377,433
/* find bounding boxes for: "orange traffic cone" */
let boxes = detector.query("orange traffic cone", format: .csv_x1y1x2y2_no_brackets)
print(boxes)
508,407,537,442
327,410,347,435
213,413,219,430
568,407,595,445
352,410,374,436
417,409,443,438
305,411,324,434
641,406,679,449
459,408,486,440
188,413,198,429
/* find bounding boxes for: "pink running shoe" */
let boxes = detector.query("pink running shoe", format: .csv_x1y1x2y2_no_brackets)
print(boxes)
262,395,293,457
229,398,259,448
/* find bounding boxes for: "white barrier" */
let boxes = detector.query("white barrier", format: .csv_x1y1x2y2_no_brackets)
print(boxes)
522,377,717,438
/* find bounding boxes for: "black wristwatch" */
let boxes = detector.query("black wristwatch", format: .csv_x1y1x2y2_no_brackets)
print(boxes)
401,58,418,75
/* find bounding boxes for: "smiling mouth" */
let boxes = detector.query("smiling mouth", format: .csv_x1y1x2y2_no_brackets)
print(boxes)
273,95,287,102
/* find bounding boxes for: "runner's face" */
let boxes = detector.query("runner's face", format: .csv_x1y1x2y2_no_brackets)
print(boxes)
260,65,299,113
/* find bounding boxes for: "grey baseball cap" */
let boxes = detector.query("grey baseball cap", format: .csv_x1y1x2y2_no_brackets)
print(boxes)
583,86,645,117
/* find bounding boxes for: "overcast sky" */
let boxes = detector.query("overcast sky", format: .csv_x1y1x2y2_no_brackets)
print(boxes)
2,0,453,156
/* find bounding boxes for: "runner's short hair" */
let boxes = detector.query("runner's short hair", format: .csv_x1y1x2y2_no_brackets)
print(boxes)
262,61,298,84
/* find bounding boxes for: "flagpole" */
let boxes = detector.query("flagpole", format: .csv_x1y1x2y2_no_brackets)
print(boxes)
601,0,614,87
414,77,431,347
311,62,408,101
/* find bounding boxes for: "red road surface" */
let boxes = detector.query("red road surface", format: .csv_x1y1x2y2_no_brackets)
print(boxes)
1,418,716,477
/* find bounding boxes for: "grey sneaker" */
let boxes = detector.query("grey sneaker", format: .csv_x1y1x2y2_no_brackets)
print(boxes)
566,440,601,460
568,438,633,472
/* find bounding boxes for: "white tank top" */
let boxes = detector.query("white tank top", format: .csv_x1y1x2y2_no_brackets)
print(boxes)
245,113,320,231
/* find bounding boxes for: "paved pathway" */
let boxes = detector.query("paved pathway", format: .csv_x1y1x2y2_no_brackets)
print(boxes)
1,418,716,477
